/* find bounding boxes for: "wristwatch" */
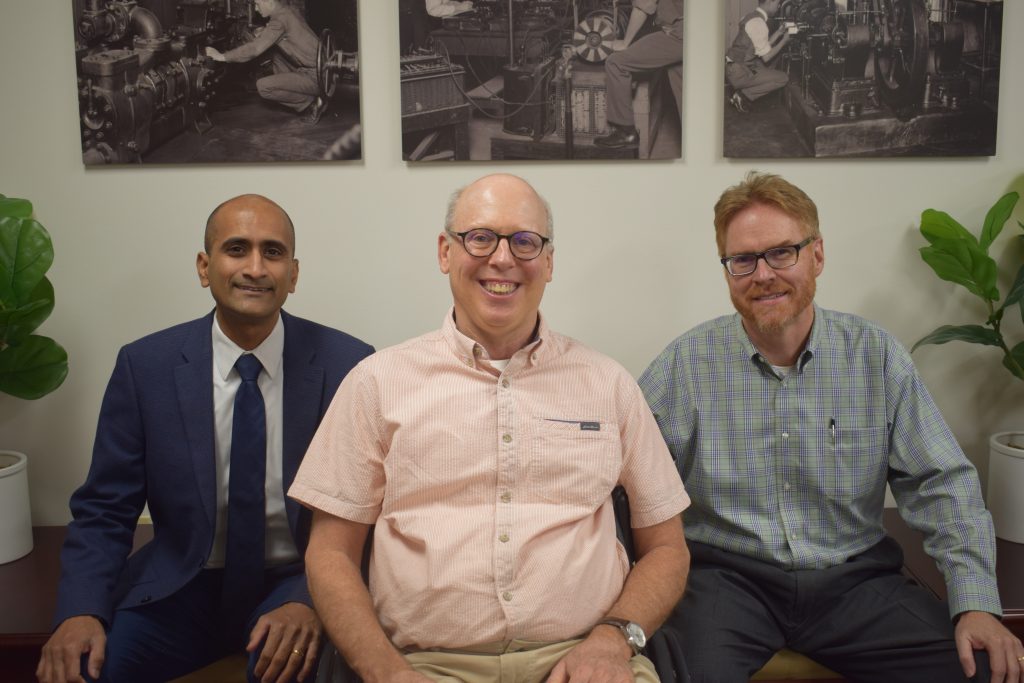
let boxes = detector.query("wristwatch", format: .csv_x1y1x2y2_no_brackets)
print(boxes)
597,617,646,655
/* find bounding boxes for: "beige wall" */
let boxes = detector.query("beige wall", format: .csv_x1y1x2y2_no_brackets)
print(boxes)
0,1,1021,524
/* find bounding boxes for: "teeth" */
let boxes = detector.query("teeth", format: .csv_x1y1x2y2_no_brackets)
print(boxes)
484,282,517,294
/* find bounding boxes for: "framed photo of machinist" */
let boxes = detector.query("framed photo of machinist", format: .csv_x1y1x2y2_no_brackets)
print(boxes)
397,0,684,161
723,0,1002,158
72,0,362,165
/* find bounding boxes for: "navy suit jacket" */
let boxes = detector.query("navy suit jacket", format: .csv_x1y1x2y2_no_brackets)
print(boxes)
54,310,373,628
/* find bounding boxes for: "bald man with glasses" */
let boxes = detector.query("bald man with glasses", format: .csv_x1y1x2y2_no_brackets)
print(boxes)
639,171,1023,682
290,173,691,683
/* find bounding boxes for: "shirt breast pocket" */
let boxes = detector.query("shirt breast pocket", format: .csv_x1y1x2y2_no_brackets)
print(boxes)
527,419,621,510
821,424,889,503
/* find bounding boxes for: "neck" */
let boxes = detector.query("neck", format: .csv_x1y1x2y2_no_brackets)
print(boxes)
455,313,538,361
216,310,279,351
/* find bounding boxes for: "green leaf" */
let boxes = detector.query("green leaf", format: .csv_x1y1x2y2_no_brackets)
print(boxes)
919,237,1000,301
920,209,978,246
911,324,1002,352
0,277,54,345
980,192,1019,250
0,335,68,400
0,215,54,305
0,195,33,219
1003,341,1024,380
1002,263,1024,310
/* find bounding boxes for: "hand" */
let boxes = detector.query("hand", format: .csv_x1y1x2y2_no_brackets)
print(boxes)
36,615,106,683
954,611,1024,682
204,46,225,62
248,602,322,683
545,627,635,683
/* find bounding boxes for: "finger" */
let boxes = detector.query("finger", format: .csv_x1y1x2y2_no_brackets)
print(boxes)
546,660,567,683
256,625,285,680
87,635,106,680
273,646,304,683
297,631,321,682
248,616,271,653
955,632,977,678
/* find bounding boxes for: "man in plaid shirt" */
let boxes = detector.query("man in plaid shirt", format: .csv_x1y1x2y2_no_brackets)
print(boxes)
640,171,1024,682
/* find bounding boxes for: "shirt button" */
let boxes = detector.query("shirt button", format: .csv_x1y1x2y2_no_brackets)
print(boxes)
782,432,789,439
501,492,512,503
499,533,509,543
501,379,510,388
464,357,472,366
784,482,791,491
502,433,512,443
502,591,513,602
531,353,538,362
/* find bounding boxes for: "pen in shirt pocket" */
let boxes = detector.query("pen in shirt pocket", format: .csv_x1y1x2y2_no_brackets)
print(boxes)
829,418,836,443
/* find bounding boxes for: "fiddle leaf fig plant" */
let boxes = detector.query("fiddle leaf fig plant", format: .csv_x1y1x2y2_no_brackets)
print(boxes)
0,194,69,399
911,191,1024,380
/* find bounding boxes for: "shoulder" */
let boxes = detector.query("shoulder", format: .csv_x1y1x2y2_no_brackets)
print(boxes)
120,314,210,360
815,307,904,352
545,329,636,384
282,311,375,358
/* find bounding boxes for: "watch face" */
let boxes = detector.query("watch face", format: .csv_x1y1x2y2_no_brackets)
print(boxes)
625,622,646,649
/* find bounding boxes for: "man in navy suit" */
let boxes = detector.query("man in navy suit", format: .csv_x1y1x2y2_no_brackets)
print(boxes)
37,194,374,683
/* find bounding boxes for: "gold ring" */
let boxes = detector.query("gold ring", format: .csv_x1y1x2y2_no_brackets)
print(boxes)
1018,655,1024,662
292,648,305,658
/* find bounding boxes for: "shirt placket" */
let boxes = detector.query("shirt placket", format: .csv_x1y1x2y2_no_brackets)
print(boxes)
772,371,800,567
494,365,518,626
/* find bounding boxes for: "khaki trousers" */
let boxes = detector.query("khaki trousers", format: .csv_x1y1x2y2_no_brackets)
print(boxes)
403,638,659,683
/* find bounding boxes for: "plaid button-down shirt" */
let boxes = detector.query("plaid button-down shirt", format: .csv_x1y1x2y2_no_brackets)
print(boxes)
640,305,1001,617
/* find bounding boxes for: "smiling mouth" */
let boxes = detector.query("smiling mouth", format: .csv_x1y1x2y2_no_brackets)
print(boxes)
236,284,272,294
754,291,786,302
482,281,518,295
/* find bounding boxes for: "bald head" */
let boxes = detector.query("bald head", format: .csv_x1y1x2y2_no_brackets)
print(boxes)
205,194,295,254
445,174,554,242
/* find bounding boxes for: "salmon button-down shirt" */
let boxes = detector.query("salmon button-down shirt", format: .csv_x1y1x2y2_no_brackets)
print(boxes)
290,311,689,650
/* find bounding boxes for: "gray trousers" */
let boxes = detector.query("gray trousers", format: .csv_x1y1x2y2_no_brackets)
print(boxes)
670,538,992,683
726,60,788,101
256,53,319,112
604,29,682,128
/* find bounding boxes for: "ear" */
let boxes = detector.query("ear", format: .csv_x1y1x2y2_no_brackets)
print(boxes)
544,247,554,283
288,259,299,293
811,237,825,276
438,232,452,274
196,251,211,288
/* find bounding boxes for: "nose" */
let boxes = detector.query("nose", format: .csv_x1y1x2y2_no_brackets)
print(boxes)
750,255,776,282
488,237,516,267
242,250,268,278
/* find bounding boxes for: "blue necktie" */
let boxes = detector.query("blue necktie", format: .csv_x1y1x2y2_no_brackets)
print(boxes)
222,353,267,632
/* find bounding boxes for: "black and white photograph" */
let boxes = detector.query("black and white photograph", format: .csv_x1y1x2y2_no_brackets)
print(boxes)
723,0,1002,158
73,0,362,165
397,0,683,161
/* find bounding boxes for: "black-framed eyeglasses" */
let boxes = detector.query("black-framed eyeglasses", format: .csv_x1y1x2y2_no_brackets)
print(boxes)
720,236,815,276
447,228,551,261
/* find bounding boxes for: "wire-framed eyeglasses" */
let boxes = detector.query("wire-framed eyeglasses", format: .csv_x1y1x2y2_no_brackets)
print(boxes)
447,228,551,261
720,236,815,276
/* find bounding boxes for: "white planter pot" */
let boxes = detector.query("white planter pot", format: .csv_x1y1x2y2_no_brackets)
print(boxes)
0,450,34,563
988,432,1024,544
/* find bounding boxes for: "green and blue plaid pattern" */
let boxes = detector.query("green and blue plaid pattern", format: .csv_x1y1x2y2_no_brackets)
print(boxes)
640,305,1001,617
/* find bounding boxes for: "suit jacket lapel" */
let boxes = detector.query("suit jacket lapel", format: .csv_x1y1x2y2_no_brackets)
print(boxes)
175,313,217,529
281,312,324,551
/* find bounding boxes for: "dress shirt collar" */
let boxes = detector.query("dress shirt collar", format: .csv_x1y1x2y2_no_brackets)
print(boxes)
756,7,768,20
212,314,285,381
441,307,548,370
730,303,820,376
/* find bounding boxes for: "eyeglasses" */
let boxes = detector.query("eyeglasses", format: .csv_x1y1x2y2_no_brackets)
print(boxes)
720,236,814,276
447,228,551,261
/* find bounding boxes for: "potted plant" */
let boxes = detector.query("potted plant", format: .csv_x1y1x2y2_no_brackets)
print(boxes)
911,190,1024,543
0,193,69,563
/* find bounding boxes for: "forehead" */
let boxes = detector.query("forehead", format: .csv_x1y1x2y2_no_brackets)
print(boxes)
724,203,804,252
453,180,548,236
209,200,293,249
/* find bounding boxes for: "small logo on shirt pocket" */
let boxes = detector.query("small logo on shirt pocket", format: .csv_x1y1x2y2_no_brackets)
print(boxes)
545,418,601,431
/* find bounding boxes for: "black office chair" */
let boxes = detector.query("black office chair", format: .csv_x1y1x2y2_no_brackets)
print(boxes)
315,486,690,683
